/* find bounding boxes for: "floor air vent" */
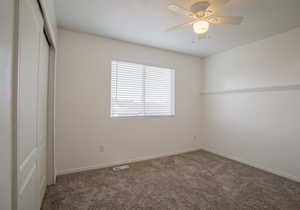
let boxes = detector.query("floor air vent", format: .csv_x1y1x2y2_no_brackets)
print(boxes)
112,165,130,171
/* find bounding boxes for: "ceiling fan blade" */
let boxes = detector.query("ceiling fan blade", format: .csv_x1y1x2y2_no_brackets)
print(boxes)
168,4,196,18
167,19,199,32
205,6,220,17
207,16,243,24
181,0,202,10
210,0,230,6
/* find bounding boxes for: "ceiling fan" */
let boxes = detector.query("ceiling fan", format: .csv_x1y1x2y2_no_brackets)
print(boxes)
167,0,243,38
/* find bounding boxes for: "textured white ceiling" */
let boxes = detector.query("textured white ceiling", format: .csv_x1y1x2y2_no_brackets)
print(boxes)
55,0,300,57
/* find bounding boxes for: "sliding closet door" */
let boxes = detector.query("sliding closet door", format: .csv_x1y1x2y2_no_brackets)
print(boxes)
17,0,45,209
37,33,49,205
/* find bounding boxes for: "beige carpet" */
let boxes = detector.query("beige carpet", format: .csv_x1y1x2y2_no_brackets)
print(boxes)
42,150,300,210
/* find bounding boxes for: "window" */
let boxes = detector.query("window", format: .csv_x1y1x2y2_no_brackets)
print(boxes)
111,61,175,117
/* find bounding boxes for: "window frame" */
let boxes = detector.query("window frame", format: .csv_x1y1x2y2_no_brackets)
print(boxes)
110,60,176,118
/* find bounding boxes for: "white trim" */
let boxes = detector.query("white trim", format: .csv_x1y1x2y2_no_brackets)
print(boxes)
37,0,57,186
201,147,300,183
37,0,56,47
56,147,202,175
39,176,46,191
57,146,300,183
19,164,36,196
201,84,300,95
171,69,176,115
47,47,56,185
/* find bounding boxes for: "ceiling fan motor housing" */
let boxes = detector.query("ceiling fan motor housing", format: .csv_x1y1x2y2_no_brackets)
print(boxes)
190,1,210,13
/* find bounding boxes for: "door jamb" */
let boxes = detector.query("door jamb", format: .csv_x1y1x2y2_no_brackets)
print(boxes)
37,0,57,185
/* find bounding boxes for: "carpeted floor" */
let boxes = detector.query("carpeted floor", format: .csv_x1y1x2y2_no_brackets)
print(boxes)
42,150,300,210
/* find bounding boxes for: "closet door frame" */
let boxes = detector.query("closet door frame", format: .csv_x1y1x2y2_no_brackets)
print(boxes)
38,0,57,185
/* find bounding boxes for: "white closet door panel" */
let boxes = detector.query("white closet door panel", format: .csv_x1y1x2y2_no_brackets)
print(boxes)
17,0,43,209
37,34,49,202
37,34,49,147
19,168,38,210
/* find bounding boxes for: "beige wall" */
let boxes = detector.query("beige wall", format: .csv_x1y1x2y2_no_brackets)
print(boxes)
201,27,300,182
56,26,300,182
0,0,15,209
55,28,203,174
203,27,300,91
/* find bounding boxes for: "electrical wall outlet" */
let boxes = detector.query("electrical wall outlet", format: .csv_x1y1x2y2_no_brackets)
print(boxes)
99,145,104,152
193,135,197,141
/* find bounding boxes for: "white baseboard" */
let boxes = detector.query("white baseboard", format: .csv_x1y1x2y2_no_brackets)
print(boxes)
201,147,300,183
56,147,202,175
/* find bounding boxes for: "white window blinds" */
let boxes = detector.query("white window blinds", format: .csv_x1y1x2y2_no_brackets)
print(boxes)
111,61,175,117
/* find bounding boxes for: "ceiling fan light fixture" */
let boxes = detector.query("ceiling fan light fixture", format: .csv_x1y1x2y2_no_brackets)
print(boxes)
193,21,209,34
